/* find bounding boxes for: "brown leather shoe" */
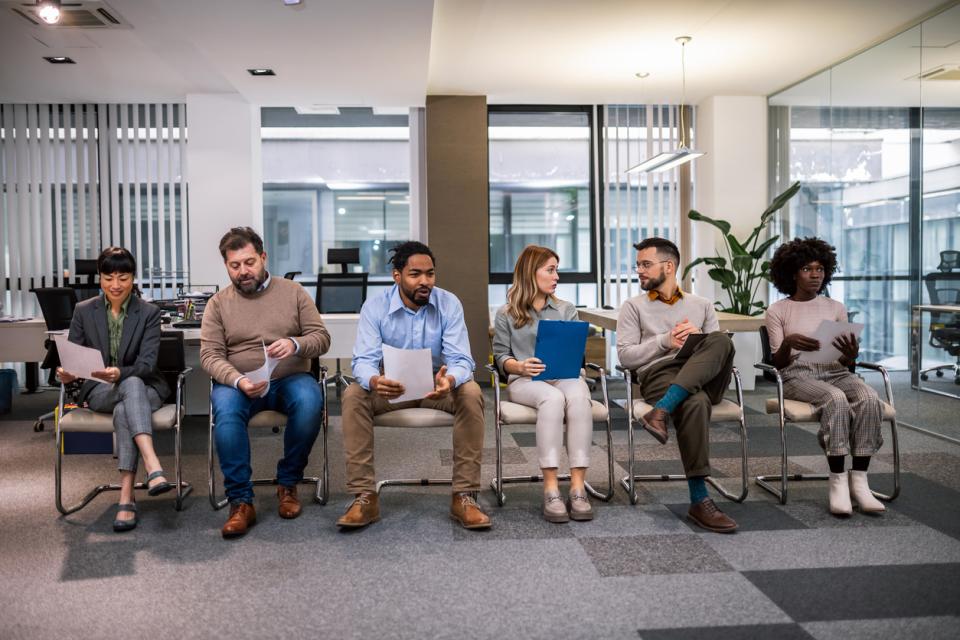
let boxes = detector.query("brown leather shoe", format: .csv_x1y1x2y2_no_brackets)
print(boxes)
687,498,737,533
221,502,256,539
336,491,380,529
641,407,670,444
450,492,492,530
277,485,301,519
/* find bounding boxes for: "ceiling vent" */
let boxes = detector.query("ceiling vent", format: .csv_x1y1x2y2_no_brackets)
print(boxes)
6,1,130,28
917,64,960,81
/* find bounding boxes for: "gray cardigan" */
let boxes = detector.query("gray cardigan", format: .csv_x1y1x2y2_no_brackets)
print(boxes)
67,295,170,404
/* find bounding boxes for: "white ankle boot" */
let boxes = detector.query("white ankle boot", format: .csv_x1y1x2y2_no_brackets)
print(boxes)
849,470,886,513
828,471,853,515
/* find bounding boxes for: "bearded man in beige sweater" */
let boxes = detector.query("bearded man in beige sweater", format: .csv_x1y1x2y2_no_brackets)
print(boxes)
201,227,330,539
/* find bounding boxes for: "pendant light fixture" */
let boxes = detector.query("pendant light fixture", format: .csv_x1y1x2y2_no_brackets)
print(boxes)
626,36,705,173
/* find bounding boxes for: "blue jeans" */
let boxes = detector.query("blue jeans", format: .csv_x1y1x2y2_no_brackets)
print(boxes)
212,372,324,504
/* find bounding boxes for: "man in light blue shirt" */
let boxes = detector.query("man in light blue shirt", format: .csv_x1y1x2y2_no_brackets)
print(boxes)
338,241,491,531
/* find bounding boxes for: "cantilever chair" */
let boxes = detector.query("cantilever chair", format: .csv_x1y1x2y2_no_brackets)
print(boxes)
370,408,457,493
486,363,615,506
207,365,330,509
54,332,193,514
617,364,749,505
754,326,900,504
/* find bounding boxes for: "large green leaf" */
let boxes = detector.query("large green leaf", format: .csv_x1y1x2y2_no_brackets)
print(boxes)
707,267,737,287
732,255,753,272
751,235,780,259
681,256,726,280
727,234,749,256
688,210,731,235
760,181,801,222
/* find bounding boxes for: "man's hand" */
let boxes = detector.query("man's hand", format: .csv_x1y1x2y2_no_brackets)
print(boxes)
56,367,77,384
90,367,121,384
669,319,700,349
266,338,296,360
238,377,269,398
832,332,859,365
371,375,405,400
785,333,820,352
518,357,546,378
425,365,455,400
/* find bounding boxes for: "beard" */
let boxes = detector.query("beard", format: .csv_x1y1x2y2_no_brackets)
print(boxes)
402,282,432,307
233,268,267,295
640,270,666,291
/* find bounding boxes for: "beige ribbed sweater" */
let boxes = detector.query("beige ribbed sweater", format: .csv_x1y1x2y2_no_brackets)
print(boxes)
200,278,330,386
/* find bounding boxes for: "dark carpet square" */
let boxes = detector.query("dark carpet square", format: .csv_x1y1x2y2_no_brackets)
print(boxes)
743,564,960,621
578,534,733,576
667,501,808,533
510,431,537,447
451,505,576,541
883,472,960,541
639,623,814,640
616,459,687,476
711,424,823,458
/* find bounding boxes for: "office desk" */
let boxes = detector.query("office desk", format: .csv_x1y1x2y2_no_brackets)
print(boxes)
577,308,765,333
0,319,48,392
911,303,960,398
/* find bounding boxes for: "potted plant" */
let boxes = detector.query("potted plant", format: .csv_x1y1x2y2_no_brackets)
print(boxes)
682,181,801,316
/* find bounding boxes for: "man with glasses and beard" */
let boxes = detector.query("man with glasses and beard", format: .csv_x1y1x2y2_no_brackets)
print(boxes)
201,227,330,539
616,238,738,533
337,241,491,531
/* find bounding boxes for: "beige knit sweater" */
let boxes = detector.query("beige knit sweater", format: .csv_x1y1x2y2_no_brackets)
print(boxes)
200,278,330,386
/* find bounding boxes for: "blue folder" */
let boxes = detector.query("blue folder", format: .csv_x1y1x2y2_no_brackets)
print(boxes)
533,319,589,381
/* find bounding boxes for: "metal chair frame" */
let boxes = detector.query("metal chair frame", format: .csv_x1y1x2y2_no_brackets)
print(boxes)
617,364,749,505
370,409,457,494
486,363,615,506
54,366,193,515
207,367,329,510
753,361,901,504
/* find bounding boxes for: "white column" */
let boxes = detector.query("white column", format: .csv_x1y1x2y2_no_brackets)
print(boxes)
185,93,261,287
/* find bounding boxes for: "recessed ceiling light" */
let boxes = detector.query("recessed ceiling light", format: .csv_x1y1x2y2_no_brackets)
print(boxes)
44,56,75,64
247,68,276,76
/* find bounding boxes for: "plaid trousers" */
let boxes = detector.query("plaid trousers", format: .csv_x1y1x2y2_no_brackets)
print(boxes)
87,376,163,472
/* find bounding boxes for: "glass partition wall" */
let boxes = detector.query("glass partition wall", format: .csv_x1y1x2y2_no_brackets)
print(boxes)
769,4,960,441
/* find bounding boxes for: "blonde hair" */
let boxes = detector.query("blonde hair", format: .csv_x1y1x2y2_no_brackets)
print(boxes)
506,245,560,329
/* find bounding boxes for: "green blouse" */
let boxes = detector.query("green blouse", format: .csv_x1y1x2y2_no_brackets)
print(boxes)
105,295,131,366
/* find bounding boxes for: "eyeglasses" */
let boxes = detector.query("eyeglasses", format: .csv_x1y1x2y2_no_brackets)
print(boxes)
635,260,670,273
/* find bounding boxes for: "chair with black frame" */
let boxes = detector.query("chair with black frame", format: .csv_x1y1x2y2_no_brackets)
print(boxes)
30,287,79,432
72,258,101,301
920,252,960,385
754,325,901,504
53,331,193,514
207,363,330,509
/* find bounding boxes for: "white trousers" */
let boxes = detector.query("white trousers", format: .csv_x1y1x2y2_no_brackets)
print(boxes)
507,376,593,469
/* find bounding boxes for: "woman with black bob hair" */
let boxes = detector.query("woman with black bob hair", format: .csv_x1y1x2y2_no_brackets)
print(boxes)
766,237,886,516
57,247,173,531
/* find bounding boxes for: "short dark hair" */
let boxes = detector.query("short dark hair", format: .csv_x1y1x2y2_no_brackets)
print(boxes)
97,246,137,275
219,227,264,260
633,237,680,265
769,237,838,296
389,241,435,272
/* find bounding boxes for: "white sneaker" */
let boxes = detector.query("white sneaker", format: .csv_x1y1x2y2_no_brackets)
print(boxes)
849,470,886,513
828,471,853,516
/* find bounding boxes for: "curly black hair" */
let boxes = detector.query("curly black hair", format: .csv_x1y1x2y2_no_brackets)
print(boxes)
389,241,435,272
769,237,837,296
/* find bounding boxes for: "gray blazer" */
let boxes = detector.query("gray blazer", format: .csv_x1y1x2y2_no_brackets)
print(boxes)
67,295,170,404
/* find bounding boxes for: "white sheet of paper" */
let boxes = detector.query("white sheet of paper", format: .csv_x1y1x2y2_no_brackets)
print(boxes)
242,340,282,397
382,344,434,403
797,320,865,364
53,334,109,384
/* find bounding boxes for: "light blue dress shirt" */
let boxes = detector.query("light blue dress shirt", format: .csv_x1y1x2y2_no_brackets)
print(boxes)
352,284,475,391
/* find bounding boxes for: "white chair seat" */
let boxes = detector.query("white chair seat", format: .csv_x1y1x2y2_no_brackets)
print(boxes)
499,399,609,425
248,410,288,429
631,398,742,423
59,404,181,433
373,408,455,428
765,398,896,422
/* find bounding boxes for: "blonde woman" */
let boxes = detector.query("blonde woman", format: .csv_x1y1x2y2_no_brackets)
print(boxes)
492,245,594,522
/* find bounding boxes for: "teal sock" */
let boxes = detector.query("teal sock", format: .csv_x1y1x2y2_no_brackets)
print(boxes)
655,384,690,413
688,477,708,504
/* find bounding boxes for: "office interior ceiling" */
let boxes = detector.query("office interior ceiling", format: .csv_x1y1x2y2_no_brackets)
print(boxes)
0,0,954,106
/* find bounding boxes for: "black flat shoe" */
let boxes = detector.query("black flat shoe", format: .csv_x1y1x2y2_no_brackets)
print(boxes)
113,503,138,532
146,470,174,496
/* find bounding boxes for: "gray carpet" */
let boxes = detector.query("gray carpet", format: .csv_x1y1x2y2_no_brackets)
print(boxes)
1,377,959,639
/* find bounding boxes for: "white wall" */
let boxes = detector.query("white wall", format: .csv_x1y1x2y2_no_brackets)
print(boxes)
186,93,262,287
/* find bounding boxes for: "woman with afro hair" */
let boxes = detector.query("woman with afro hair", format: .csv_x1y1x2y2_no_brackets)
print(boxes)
766,237,885,516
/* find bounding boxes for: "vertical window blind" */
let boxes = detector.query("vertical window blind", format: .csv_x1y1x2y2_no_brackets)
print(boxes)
0,103,189,316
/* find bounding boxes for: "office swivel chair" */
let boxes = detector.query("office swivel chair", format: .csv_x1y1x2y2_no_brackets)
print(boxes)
316,248,367,395
72,259,101,301
920,250,960,385
30,288,79,432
